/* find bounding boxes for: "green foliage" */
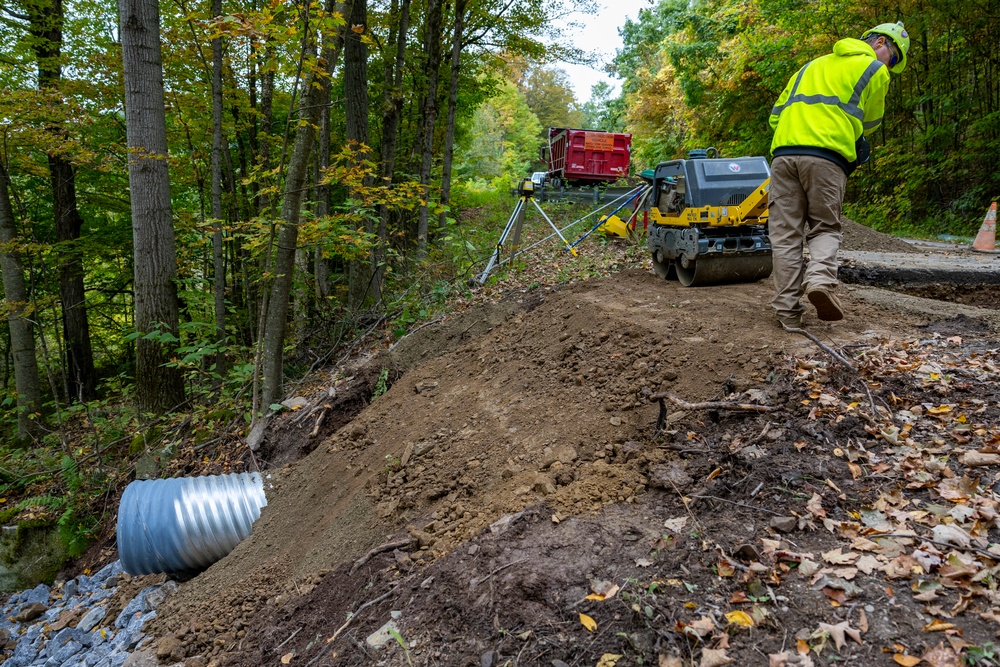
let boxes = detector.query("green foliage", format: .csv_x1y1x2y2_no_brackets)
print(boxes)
966,643,998,666
455,79,544,182
372,369,390,399
387,627,413,667
580,82,625,132
608,0,1000,233
519,65,586,136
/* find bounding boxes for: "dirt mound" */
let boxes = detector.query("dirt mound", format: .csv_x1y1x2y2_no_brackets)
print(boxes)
151,268,937,662
841,217,917,253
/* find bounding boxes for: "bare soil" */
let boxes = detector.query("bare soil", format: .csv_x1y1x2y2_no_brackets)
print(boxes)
841,218,918,254
146,222,1000,667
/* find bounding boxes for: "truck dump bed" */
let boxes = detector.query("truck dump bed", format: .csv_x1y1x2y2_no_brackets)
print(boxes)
545,128,631,185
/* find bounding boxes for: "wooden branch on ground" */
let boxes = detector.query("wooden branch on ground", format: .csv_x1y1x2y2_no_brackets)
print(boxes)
306,586,398,666
309,409,327,438
784,327,857,371
474,558,528,587
349,537,415,575
650,392,778,413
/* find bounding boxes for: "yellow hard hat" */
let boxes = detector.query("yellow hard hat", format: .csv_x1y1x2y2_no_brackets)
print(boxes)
862,21,909,74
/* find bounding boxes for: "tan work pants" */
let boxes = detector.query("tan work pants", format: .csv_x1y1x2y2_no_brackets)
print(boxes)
769,155,846,320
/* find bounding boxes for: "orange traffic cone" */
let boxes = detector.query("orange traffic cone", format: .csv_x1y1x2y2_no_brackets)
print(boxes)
972,202,998,253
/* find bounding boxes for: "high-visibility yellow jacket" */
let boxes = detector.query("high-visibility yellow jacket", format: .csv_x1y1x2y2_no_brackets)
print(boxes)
770,38,890,174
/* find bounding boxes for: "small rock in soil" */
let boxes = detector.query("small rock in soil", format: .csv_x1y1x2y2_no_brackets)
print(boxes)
769,516,798,532
13,601,48,622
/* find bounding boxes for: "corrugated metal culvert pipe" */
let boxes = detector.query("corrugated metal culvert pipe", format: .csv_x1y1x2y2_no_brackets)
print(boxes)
117,472,268,576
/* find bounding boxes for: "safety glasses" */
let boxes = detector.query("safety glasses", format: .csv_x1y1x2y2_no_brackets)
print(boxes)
884,39,900,67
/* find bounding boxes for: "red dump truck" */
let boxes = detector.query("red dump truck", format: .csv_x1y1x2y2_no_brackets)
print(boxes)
541,128,632,187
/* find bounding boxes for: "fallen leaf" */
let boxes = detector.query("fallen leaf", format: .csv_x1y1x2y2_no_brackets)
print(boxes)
798,560,820,577
699,648,734,667
931,525,972,548
725,610,754,627
596,654,623,667
659,656,683,667
856,554,881,575
580,613,597,632
823,587,847,605
664,517,689,533
817,621,863,650
958,451,1000,466
979,609,1000,628
923,619,956,633
281,653,295,665
822,548,859,565
586,582,620,601
806,493,826,518
893,655,922,666
858,609,869,633
920,642,960,667
769,652,815,667
680,616,716,639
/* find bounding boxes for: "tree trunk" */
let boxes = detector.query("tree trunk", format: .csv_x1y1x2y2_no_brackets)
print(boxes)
438,0,467,232
259,44,276,217
415,0,444,257
294,245,308,347
119,0,186,414
28,0,97,402
376,0,410,290
260,32,330,411
211,0,227,382
345,0,375,310
0,164,43,441
314,102,331,300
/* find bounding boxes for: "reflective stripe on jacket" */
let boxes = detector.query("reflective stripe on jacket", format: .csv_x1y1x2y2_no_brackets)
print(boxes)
769,38,890,165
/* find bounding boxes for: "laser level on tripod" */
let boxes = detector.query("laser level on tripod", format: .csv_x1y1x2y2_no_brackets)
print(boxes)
478,177,579,285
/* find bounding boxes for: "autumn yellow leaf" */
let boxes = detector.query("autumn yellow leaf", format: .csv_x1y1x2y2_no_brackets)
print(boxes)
725,610,754,627
580,613,597,632
596,654,623,667
922,619,956,632
586,583,620,601
281,652,295,664
893,655,922,666
927,405,953,415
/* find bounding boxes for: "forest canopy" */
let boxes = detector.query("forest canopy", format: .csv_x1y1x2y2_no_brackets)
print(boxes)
0,0,996,448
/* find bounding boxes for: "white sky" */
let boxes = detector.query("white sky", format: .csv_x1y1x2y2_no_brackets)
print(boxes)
558,0,654,104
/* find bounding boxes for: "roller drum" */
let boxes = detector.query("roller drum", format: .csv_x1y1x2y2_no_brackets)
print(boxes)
675,254,773,287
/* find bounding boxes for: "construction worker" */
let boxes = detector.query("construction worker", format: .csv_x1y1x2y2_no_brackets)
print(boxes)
768,22,909,329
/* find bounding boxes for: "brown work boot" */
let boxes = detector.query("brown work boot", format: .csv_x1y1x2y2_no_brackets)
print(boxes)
807,288,844,321
777,314,802,331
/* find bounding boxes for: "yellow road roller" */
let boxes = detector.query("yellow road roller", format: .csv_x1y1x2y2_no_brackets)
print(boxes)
645,148,772,287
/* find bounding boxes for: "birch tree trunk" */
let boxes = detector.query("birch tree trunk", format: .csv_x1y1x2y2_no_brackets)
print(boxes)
119,0,186,413
0,163,43,441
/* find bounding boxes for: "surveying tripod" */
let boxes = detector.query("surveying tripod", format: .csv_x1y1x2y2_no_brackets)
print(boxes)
478,178,579,285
